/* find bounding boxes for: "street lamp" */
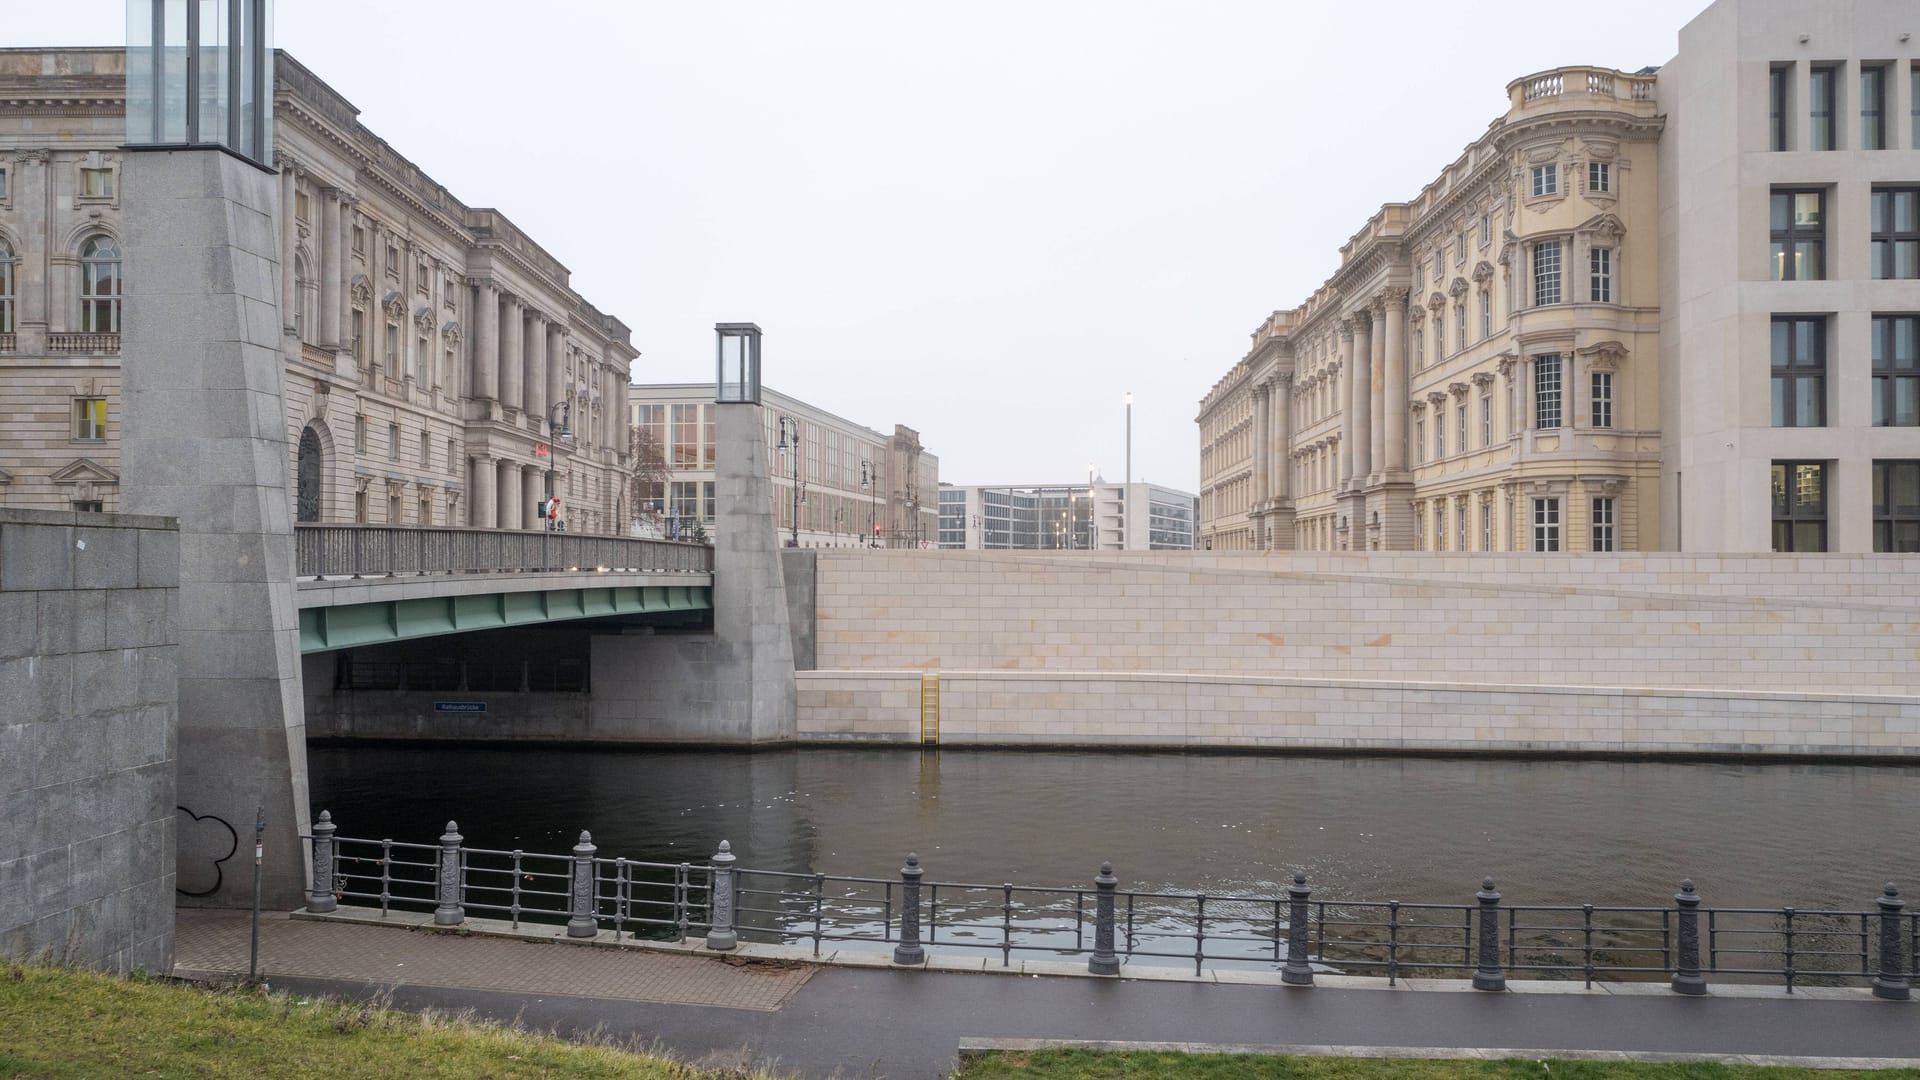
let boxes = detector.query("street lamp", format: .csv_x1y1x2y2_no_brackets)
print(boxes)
860,460,876,548
1124,391,1133,488
1086,462,1095,551
776,415,801,548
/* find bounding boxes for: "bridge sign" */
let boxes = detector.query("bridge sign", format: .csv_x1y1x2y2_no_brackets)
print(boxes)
433,701,488,714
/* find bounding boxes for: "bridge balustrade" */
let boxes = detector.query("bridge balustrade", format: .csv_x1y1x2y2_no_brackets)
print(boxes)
294,523,712,579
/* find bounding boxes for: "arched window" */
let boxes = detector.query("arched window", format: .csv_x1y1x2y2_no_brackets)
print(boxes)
294,252,316,342
296,424,324,522
81,236,121,333
0,240,14,335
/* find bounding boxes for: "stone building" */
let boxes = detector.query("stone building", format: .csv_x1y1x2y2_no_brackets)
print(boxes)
1199,0,1920,555
0,49,637,534
629,383,938,548
935,480,1198,551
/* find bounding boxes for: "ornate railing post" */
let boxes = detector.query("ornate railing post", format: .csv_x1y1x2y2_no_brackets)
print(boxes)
433,821,464,926
1671,879,1707,995
1282,871,1314,985
1472,877,1505,991
705,840,737,951
894,853,926,965
1872,883,1910,1001
306,810,338,913
1089,862,1119,975
567,831,598,938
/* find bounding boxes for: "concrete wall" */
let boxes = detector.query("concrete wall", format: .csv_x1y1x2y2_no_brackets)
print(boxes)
798,550,1920,756
782,549,817,671
0,509,177,972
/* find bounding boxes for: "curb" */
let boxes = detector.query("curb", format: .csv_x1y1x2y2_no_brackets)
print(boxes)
954,1038,1920,1071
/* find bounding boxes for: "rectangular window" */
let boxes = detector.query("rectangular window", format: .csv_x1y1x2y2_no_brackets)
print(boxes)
1433,406,1446,459
1769,64,1791,151
1587,161,1611,193
1479,393,1492,446
1589,247,1613,303
702,480,716,522
1534,353,1563,430
0,246,13,334
1433,248,1444,281
1532,497,1561,552
1873,460,1920,552
1480,213,1491,249
354,414,367,453
1433,313,1444,365
447,437,458,475
1770,316,1827,427
416,258,430,293
1456,231,1467,267
1769,189,1825,281
670,404,699,467
1771,461,1828,552
1870,188,1919,280
1862,64,1887,150
1456,501,1467,553
79,167,114,198
419,431,431,467
352,225,365,253
1530,164,1558,197
1591,497,1615,552
384,243,399,277
1414,414,1425,465
384,323,398,368
1591,371,1614,429
387,423,400,462
354,491,368,523
72,500,103,513
1481,502,1493,552
1872,314,1919,427
1480,290,1491,338
1809,64,1837,150
1455,399,1467,454
73,397,107,441
1532,240,1562,306
351,310,365,365
703,406,717,469
1507,374,1517,436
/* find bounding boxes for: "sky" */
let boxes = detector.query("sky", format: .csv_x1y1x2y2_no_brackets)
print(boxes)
16,0,1696,490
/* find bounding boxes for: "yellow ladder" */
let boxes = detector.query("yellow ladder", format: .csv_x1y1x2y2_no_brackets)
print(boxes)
919,672,940,745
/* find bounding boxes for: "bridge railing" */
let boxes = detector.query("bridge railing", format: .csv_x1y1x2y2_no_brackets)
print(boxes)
294,523,712,579
302,812,1917,998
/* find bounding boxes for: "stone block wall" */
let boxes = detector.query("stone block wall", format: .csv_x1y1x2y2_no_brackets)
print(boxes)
0,509,177,972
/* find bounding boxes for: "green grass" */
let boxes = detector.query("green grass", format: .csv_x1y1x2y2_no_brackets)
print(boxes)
0,960,769,1079
955,1049,1920,1080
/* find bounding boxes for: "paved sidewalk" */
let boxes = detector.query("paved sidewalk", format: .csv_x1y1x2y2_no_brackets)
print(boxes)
175,912,1920,1079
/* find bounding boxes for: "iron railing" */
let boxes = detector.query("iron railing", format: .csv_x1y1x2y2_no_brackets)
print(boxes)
303,813,1917,999
294,523,712,579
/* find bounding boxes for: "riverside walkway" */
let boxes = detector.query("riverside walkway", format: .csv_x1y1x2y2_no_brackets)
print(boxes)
174,910,1920,1079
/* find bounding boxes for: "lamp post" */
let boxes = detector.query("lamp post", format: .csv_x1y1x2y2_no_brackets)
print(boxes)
861,460,876,548
1124,391,1132,550
776,415,800,548
543,399,573,528
1087,462,1095,551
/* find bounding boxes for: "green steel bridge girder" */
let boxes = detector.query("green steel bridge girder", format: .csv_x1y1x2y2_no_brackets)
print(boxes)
298,584,713,653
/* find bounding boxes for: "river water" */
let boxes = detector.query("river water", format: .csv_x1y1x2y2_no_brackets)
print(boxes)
307,745,1920,912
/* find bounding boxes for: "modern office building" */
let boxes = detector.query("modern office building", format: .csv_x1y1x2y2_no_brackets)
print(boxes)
629,383,938,547
935,481,1198,551
1197,0,1919,554
0,49,637,534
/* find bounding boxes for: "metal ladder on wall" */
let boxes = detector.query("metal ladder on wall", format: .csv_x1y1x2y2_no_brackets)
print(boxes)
919,672,940,745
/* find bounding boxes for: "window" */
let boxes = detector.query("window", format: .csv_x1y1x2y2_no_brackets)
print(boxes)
384,323,398,369
447,437,458,474
1507,373,1517,436
354,491,368,523
1862,65,1887,150
1588,161,1611,194
1532,497,1561,552
1771,461,1828,551
416,258,430,293
1530,164,1558,197
1456,501,1466,553
0,240,13,334
702,481,716,522
670,404,699,467
352,225,365,253
1414,414,1425,465
1872,314,1919,427
418,496,432,526
1589,247,1614,303
1479,392,1492,446
354,414,367,453
79,167,114,198
1456,304,1467,351
1456,231,1466,267
1769,64,1791,151
1870,188,1919,280
418,431,431,467
72,500,103,513
296,190,311,222
387,423,400,462
1591,497,1615,552
79,236,121,333
1,167,10,201
1769,190,1825,281
1481,502,1493,552
1809,64,1837,150
1479,213,1491,248
1480,290,1491,338
703,407,717,469
1533,353,1562,429
73,397,107,441
1433,312,1444,365
351,310,365,366
1770,316,1826,427
1532,239,1562,306
1591,371,1614,429
384,242,399,277
1412,325,1423,368
1455,399,1467,454
1433,406,1446,459
1873,460,1920,552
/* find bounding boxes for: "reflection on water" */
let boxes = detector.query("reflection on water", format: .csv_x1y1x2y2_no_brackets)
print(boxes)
308,746,1920,913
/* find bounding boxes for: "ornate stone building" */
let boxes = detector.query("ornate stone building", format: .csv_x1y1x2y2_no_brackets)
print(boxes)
0,49,637,534
1200,65,1664,552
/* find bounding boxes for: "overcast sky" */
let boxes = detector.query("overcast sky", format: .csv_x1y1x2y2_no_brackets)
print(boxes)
20,1,1693,490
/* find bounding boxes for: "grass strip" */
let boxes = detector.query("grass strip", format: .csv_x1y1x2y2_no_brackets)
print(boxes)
956,1048,1920,1080
0,960,769,1079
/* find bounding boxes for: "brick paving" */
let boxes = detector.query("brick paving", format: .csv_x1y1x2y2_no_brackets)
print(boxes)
173,910,812,1012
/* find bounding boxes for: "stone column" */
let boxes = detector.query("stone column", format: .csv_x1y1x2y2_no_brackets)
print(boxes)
1369,299,1386,479
472,282,498,403
1272,376,1292,501
499,294,524,414
336,196,354,348
1382,289,1407,472
279,163,298,335
1350,310,1374,482
526,312,548,427
470,454,496,528
318,190,341,348
1337,320,1355,484
546,325,566,419
1251,382,1271,514
495,459,516,531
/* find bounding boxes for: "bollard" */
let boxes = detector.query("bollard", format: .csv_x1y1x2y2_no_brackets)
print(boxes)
1282,871,1314,986
1089,862,1120,975
1871,883,1910,1001
1671,879,1707,995
705,840,738,951
306,810,338,914
894,853,926,965
433,821,464,926
1471,877,1505,991
567,831,598,939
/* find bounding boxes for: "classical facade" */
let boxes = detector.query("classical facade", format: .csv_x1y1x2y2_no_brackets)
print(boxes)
1200,0,1920,555
0,49,637,534
935,481,1198,550
629,383,938,547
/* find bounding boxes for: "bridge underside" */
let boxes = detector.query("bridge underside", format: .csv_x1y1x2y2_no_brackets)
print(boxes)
298,583,713,652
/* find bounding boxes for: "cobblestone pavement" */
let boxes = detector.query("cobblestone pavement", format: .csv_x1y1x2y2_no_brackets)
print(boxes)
174,911,812,1012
